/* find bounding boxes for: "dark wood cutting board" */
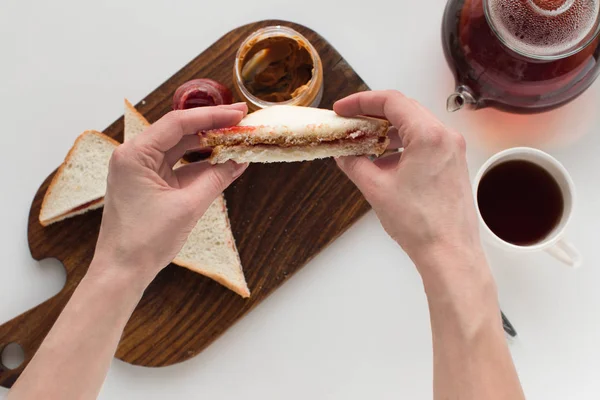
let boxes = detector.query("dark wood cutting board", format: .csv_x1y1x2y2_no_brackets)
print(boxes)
0,20,371,388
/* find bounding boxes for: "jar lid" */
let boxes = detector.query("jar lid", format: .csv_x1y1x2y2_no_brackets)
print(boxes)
486,0,600,59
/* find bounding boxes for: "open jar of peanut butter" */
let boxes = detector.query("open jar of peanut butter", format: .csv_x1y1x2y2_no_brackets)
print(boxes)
234,26,324,110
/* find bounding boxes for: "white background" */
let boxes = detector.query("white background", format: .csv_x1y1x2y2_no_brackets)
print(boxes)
1,0,600,398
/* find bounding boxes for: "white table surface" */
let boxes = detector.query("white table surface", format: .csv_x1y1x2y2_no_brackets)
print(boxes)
1,0,599,398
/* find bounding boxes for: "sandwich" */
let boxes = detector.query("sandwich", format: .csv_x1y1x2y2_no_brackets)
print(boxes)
200,105,390,164
39,131,119,226
124,99,250,297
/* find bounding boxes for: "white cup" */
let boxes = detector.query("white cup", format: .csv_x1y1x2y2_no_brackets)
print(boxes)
473,147,581,268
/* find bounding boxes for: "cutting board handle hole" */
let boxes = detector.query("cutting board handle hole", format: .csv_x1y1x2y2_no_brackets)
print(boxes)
1,343,25,370
37,258,68,295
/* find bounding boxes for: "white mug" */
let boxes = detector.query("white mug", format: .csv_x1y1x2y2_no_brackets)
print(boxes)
473,147,581,268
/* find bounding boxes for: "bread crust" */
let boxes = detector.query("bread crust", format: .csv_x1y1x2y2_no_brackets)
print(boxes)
40,198,105,227
172,259,250,298
39,131,119,226
172,196,249,298
124,98,151,127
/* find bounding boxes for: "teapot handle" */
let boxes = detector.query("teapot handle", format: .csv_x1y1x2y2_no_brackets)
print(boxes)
447,85,478,112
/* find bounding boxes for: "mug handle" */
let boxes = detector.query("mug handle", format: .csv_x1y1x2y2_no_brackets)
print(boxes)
545,238,582,268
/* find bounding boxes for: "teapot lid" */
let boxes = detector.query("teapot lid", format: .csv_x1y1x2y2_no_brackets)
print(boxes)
486,0,600,59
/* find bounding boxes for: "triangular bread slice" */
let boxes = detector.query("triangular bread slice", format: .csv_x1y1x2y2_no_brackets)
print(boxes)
201,105,390,164
124,99,249,297
172,196,248,297
39,131,119,226
124,98,150,142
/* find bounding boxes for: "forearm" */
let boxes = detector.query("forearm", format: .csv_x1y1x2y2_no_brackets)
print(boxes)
8,258,146,400
417,245,525,400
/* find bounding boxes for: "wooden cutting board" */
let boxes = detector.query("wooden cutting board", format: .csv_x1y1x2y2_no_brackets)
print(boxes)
0,19,371,388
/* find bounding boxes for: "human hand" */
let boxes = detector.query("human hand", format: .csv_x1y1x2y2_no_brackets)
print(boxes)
334,91,484,279
90,104,248,285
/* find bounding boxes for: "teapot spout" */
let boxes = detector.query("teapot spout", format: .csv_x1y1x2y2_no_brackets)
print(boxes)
447,86,477,112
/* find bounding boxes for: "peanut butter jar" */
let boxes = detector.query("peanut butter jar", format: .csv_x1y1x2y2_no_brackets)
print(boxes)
234,26,324,110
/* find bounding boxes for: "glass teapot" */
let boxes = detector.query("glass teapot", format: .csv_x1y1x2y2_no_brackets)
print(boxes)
442,0,600,113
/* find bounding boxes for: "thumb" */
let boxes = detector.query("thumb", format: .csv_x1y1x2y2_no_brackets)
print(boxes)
335,156,382,192
175,161,248,204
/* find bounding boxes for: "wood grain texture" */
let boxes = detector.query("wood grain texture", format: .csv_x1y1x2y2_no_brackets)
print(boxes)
0,20,371,387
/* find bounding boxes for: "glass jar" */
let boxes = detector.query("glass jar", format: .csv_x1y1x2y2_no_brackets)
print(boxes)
234,26,324,110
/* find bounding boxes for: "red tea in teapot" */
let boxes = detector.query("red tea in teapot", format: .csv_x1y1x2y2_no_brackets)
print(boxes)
442,0,600,113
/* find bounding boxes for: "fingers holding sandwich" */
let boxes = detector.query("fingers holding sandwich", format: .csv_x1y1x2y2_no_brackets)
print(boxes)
334,114,404,195
334,89,478,273
135,103,248,154
333,90,416,136
334,90,450,151
165,107,254,167
95,104,251,282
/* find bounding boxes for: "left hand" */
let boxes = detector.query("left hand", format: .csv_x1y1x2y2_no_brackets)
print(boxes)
91,103,249,285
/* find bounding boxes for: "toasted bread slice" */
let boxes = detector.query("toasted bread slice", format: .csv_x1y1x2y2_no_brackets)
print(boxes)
39,131,119,226
124,100,249,297
200,105,390,164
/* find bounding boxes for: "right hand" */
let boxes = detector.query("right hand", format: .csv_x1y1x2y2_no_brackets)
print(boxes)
334,91,485,278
